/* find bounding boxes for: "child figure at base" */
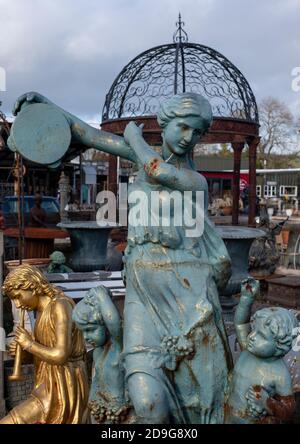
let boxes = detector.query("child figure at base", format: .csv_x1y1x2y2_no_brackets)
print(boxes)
72,286,130,424
226,277,298,424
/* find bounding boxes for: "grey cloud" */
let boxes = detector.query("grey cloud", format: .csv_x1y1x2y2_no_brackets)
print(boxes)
0,0,299,122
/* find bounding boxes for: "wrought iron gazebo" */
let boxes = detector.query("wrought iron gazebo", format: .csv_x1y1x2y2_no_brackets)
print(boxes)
101,15,260,225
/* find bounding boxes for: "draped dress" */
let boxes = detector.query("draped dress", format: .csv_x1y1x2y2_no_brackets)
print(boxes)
123,168,233,424
9,294,89,424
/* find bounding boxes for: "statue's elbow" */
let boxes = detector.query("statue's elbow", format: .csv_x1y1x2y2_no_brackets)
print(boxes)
52,350,69,365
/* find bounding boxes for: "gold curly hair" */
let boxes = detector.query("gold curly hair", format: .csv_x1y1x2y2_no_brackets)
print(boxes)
3,264,62,300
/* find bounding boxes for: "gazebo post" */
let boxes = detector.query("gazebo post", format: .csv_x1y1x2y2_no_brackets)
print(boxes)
108,154,118,197
248,137,260,227
231,142,244,225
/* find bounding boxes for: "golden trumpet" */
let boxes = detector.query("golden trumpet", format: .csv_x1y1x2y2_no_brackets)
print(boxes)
9,309,25,381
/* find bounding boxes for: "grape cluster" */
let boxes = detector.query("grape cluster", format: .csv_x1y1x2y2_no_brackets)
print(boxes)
161,335,194,359
88,401,129,424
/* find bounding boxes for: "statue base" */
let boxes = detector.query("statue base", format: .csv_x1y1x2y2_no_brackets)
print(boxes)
0,398,6,419
220,294,238,325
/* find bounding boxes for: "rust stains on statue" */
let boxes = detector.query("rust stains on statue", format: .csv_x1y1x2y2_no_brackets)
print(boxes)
144,158,162,176
266,394,296,422
202,333,209,347
252,385,262,400
183,278,190,288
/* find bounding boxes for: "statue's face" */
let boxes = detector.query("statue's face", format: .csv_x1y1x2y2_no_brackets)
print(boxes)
247,318,277,358
163,115,206,156
82,324,106,348
9,289,39,311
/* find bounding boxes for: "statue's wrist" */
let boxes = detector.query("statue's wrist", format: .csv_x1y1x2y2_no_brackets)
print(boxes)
240,295,254,305
23,339,34,352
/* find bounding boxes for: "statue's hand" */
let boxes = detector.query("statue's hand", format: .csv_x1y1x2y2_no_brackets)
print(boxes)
241,277,259,302
246,386,269,418
12,91,53,116
124,121,144,145
14,326,33,351
8,339,18,357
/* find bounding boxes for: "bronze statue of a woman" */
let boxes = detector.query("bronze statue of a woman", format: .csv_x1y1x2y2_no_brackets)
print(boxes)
9,92,232,423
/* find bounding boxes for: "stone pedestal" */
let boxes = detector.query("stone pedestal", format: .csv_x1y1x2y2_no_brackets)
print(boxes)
0,399,5,419
59,171,70,223
4,362,34,410
266,276,300,308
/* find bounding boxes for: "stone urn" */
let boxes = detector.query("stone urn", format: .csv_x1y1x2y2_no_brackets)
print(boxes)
216,226,265,322
58,221,121,272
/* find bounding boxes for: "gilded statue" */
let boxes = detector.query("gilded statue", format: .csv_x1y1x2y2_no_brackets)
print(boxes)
0,265,89,424
226,277,298,424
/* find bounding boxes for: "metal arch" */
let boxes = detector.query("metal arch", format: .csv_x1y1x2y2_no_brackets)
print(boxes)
184,43,259,122
102,44,173,121
102,41,259,124
117,46,173,119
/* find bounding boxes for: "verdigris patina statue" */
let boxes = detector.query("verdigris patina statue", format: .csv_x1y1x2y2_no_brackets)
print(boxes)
226,277,298,424
249,213,286,276
72,286,130,424
9,91,232,423
47,250,73,273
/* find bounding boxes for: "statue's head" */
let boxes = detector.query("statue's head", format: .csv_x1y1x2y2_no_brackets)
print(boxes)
247,307,299,358
157,93,212,156
72,286,122,348
49,250,66,265
3,264,58,311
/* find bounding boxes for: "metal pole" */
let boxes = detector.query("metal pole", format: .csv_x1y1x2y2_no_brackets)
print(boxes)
20,156,25,261
0,231,6,418
80,154,83,205
248,138,260,227
231,143,244,225
59,171,70,222
16,154,23,264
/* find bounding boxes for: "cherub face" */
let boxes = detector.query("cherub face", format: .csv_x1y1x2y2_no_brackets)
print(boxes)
9,289,39,311
163,116,206,156
82,324,106,348
247,318,277,358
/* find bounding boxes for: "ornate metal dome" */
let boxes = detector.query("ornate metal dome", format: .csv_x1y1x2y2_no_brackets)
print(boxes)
102,15,259,124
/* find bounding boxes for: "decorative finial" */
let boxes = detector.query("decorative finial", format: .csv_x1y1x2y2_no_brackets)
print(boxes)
173,13,188,43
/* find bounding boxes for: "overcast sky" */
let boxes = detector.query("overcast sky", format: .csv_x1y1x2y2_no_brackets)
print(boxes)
0,0,299,124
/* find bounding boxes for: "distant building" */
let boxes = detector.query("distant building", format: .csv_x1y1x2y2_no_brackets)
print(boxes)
194,155,249,198
255,168,300,201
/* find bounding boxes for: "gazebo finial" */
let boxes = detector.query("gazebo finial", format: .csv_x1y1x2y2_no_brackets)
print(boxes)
173,13,188,43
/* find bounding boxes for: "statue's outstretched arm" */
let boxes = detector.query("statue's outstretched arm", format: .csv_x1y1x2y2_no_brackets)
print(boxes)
234,278,259,350
12,92,136,163
69,118,136,162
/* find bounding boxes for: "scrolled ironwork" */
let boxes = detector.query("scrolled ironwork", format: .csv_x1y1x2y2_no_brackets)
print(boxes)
102,27,258,124
173,13,188,44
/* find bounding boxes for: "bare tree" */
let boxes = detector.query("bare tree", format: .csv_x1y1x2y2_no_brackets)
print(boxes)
258,97,296,167
0,101,10,150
